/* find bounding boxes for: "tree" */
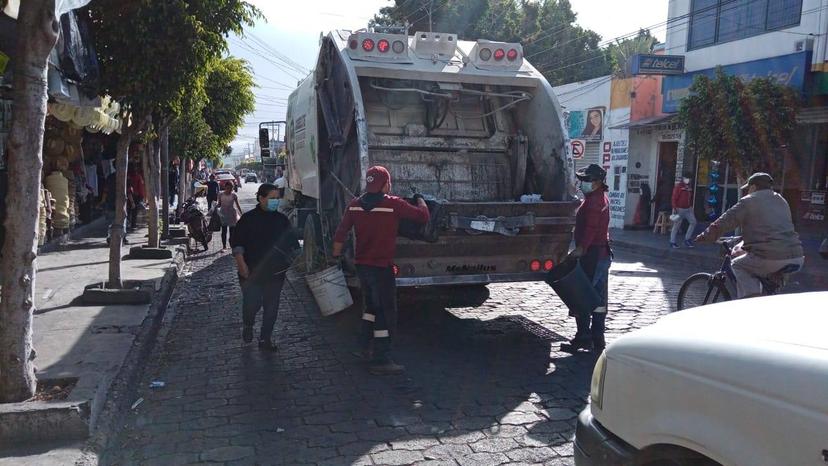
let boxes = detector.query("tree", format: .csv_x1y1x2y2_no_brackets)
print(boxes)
88,0,258,286
678,68,799,183
170,57,256,180
370,0,612,86
0,0,60,402
606,29,659,78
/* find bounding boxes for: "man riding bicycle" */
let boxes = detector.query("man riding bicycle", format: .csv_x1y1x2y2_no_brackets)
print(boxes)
694,172,804,298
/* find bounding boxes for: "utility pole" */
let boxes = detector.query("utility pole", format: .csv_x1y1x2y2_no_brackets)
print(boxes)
428,0,433,32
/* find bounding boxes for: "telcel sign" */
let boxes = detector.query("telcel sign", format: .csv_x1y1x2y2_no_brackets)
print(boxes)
631,54,685,75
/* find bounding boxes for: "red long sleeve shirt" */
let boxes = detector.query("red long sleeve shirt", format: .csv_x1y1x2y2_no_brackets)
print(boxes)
574,189,610,253
333,195,430,267
671,182,693,209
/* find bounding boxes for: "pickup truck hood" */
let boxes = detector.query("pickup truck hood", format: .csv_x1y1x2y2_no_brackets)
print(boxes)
608,292,828,414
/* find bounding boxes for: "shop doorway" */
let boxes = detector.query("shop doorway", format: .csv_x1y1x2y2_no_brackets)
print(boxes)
653,142,678,219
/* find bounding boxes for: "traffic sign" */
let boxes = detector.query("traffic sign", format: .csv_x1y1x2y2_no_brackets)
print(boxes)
571,139,585,159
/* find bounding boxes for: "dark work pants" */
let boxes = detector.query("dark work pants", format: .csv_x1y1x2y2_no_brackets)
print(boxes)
221,225,234,248
207,195,217,211
240,273,286,342
356,265,397,362
575,246,611,347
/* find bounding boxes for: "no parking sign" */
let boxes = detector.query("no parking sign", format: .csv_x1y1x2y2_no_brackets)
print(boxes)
571,139,585,159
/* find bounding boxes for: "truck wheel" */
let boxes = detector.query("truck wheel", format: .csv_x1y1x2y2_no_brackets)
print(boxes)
303,214,325,273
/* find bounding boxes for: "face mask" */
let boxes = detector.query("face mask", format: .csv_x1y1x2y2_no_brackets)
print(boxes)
580,182,594,194
266,198,280,212
683,178,691,184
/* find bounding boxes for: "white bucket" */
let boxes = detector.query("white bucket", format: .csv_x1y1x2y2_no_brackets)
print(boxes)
306,266,353,316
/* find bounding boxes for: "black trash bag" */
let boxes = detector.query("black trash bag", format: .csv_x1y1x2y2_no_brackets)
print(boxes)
59,10,100,86
207,212,222,232
398,198,442,243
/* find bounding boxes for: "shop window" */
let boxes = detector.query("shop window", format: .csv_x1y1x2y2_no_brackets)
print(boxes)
687,0,803,51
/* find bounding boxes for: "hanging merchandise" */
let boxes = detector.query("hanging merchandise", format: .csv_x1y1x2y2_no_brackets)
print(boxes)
706,161,722,220
44,170,70,230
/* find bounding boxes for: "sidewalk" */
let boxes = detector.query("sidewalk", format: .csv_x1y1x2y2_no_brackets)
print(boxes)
0,218,184,464
611,229,828,291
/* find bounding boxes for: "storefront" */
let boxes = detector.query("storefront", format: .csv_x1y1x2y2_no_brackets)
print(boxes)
661,51,827,235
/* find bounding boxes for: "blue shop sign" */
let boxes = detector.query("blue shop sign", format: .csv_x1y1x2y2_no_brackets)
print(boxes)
662,52,810,113
632,54,685,75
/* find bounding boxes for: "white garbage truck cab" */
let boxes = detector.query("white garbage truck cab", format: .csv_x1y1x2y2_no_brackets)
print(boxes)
285,29,577,286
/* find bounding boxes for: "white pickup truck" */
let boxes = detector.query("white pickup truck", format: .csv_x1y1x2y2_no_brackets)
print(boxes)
576,292,828,466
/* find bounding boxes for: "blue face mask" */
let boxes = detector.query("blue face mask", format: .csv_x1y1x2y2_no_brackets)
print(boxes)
266,198,280,212
580,182,595,194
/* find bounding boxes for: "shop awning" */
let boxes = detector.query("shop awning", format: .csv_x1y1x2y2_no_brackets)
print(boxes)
610,114,677,130
796,107,828,124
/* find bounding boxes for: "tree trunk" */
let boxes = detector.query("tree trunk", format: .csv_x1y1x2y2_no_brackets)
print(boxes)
178,157,188,211
0,0,58,403
144,140,161,248
108,129,132,288
160,125,170,239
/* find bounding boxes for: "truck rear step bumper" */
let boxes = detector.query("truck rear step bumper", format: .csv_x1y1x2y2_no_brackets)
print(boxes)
395,272,547,287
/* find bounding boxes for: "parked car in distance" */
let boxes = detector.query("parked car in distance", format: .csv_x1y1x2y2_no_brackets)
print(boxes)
245,173,258,183
575,292,828,466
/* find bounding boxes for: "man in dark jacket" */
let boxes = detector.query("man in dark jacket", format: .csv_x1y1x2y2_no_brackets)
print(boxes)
332,166,429,375
230,183,299,351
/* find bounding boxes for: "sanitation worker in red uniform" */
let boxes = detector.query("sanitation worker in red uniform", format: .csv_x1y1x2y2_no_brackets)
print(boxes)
332,166,429,375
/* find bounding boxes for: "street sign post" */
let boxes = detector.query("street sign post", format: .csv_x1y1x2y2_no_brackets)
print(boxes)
571,139,585,160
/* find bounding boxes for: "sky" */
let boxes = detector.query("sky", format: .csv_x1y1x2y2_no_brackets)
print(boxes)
227,0,669,156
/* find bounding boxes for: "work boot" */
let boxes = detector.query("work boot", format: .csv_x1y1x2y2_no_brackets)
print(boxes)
242,326,253,343
369,359,405,376
258,339,278,352
561,335,593,353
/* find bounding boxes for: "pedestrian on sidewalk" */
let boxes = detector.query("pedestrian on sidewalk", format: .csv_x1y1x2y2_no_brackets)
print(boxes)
566,164,612,352
230,183,299,351
127,164,145,230
670,174,697,249
206,174,219,211
217,181,242,250
332,166,430,375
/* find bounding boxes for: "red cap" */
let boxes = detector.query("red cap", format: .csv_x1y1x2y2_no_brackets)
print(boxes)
365,166,390,193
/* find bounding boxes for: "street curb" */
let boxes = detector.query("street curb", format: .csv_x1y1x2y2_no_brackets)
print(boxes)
76,245,187,465
0,401,90,447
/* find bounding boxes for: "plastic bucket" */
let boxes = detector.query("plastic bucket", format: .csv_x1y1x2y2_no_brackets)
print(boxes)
545,258,602,318
306,266,354,316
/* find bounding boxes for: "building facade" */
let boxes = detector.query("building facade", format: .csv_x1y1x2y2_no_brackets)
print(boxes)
663,0,828,238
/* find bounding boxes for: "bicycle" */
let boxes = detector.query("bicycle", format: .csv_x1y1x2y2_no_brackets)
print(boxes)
676,236,802,311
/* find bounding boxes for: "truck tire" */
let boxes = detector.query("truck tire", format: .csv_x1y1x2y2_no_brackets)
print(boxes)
303,213,325,273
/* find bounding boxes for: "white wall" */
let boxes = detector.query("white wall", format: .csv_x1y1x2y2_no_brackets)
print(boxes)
553,76,631,229
666,0,828,71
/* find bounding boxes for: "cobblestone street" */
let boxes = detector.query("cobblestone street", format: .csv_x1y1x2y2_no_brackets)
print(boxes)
103,186,700,466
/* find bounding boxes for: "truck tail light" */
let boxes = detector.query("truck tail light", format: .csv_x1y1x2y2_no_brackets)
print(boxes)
362,38,375,52
392,40,406,53
479,48,492,61
377,39,390,53
530,259,541,272
349,39,358,50
494,48,505,61
507,48,519,61
543,260,554,271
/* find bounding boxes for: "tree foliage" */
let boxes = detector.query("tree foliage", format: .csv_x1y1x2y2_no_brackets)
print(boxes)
371,0,612,85
678,68,799,179
606,29,659,78
170,56,256,165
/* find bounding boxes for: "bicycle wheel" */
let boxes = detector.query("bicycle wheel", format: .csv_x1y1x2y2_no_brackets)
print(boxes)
677,273,732,311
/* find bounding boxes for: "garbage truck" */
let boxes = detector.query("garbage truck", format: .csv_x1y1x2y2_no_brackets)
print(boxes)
283,28,578,287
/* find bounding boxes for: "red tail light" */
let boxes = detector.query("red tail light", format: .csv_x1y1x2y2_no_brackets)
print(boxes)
494,48,505,61
362,38,375,52
377,39,390,53
530,260,541,272
479,48,492,61
507,49,519,61
543,260,554,271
